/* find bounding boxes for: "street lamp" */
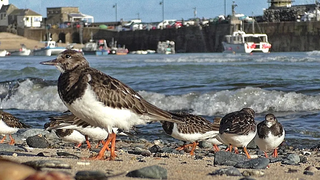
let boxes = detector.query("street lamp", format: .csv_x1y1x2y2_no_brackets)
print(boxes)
137,12,140,19
193,7,197,18
113,3,117,21
159,0,164,21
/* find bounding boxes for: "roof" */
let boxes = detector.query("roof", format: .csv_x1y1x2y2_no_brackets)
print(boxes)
68,13,93,18
9,9,41,16
0,4,17,13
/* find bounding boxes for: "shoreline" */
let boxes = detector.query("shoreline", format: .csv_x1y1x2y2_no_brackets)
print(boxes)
0,135,320,180
0,32,83,51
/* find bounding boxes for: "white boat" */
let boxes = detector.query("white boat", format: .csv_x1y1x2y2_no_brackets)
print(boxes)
222,2,271,54
10,44,31,56
157,40,175,54
33,41,66,56
222,30,272,54
0,50,8,57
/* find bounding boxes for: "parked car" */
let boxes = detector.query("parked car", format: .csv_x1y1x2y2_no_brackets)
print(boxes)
157,20,176,29
166,21,182,29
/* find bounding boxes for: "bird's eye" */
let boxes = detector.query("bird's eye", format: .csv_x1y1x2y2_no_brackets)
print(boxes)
66,55,71,58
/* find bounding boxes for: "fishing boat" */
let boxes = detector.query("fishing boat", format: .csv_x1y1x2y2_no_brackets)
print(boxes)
10,44,31,56
108,38,128,55
0,50,8,57
33,41,66,56
222,30,271,54
82,39,109,56
222,2,271,54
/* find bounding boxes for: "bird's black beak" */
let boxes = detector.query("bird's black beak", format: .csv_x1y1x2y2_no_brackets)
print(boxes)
40,58,58,66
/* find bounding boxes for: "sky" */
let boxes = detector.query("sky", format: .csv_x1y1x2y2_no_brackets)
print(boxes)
9,0,317,22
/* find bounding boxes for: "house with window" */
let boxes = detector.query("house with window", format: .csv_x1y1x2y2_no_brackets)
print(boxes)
0,4,17,26
8,9,42,28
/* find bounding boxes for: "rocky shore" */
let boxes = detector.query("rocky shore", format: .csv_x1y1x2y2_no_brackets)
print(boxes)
0,128,320,180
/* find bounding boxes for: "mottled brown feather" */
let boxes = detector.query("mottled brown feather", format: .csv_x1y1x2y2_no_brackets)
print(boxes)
0,111,30,128
219,108,256,135
56,50,184,124
162,112,220,135
257,114,284,139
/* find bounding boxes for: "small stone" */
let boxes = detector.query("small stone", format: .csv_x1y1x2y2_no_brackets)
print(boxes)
198,141,212,148
303,171,314,176
214,151,247,166
36,152,45,157
149,145,161,153
57,152,80,159
287,168,298,173
153,140,162,145
239,177,257,180
26,135,50,148
0,144,27,152
242,170,265,177
22,160,71,170
305,166,318,172
126,165,167,179
140,150,152,157
299,156,308,163
282,154,300,165
234,158,269,169
209,167,242,176
75,171,107,180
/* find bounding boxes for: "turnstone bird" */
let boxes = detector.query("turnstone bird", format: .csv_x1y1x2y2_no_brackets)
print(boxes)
254,114,285,158
0,110,30,145
46,113,128,149
218,108,257,159
44,119,86,148
40,50,184,160
204,117,223,152
161,112,220,155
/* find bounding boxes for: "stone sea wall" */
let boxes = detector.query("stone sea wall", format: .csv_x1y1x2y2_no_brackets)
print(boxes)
23,21,320,52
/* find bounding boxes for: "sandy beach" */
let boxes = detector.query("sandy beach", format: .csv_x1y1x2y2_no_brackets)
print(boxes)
1,138,320,180
0,32,83,51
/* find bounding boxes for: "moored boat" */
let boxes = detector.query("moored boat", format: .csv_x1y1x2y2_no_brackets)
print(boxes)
33,41,66,56
222,30,271,54
10,44,31,56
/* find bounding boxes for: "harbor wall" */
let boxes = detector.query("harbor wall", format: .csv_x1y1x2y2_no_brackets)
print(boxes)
22,21,320,52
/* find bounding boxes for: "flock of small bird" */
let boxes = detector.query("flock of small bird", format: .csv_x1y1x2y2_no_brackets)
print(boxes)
0,49,285,160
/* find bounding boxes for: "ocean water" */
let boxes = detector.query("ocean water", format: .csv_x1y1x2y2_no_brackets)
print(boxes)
1,51,320,148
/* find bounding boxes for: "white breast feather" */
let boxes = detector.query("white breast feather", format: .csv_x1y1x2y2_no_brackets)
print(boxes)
0,120,19,134
65,86,146,133
170,123,219,142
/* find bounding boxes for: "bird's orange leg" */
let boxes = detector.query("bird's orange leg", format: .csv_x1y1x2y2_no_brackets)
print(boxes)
75,143,82,148
226,144,233,152
264,152,269,158
176,143,194,151
243,147,251,159
213,144,220,152
189,142,198,156
8,135,15,145
95,140,108,149
234,147,239,154
0,135,6,143
272,149,278,158
108,133,117,160
85,135,92,149
91,133,116,160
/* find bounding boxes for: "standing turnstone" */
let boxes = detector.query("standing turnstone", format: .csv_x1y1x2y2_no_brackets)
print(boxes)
40,50,184,160
218,108,257,159
0,110,30,145
254,114,285,158
161,112,220,155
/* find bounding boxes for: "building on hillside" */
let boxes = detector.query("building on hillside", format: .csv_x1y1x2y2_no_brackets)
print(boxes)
46,7,94,27
8,9,42,28
0,4,17,26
